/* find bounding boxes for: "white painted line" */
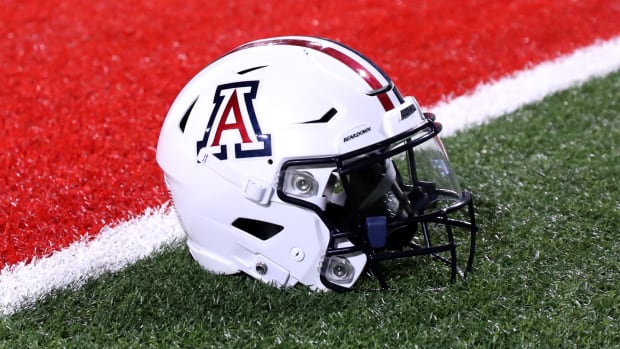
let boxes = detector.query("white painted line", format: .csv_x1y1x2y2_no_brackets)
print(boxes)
0,205,185,315
431,36,620,136
2,35,620,316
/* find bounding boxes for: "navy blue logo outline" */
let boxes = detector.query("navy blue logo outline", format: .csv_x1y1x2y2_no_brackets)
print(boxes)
196,81,272,160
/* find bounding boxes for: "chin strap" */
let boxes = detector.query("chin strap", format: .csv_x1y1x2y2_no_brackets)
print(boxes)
198,150,274,205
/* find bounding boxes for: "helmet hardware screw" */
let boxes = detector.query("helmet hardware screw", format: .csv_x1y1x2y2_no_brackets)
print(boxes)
332,261,348,278
255,262,268,275
295,177,310,192
290,247,305,262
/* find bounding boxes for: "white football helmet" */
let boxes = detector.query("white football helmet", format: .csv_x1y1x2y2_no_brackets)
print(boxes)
157,36,477,291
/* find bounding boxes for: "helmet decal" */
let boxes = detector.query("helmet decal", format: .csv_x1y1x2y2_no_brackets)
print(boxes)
196,80,272,160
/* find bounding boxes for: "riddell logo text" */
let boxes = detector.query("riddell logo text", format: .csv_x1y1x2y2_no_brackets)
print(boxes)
343,127,371,142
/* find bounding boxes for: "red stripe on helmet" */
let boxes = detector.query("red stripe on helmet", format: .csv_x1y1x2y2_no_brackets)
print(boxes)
235,38,395,111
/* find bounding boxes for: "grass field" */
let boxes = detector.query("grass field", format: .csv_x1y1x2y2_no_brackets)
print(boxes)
1,71,619,348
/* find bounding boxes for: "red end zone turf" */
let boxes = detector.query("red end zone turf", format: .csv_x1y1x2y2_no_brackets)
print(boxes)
2,0,620,267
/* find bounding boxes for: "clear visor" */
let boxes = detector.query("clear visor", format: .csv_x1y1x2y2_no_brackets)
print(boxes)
407,136,463,205
281,132,465,224
336,135,464,220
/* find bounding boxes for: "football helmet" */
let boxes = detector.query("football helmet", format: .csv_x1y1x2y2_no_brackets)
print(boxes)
157,36,477,291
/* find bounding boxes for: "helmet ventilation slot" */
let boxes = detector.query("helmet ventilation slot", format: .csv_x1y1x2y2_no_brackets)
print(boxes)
232,218,284,240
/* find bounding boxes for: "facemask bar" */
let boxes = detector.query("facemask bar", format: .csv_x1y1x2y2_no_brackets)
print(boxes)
277,118,477,291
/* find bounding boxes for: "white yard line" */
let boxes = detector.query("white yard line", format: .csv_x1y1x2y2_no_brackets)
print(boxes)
0,206,185,316
2,36,620,316
432,36,620,136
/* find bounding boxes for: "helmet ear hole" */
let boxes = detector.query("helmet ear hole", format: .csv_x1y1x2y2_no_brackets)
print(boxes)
232,218,284,240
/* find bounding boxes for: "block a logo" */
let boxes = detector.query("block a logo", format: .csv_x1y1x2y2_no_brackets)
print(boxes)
196,81,272,161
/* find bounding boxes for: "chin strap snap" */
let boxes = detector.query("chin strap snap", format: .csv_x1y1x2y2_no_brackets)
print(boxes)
366,216,387,249
243,177,274,205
